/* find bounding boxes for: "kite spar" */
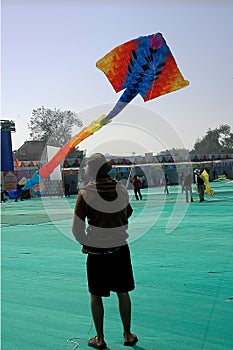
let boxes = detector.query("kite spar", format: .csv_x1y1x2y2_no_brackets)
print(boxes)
23,33,189,190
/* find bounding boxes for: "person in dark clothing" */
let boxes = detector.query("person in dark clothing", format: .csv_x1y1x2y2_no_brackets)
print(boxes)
1,187,8,202
194,169,205,202
64,182,70,197
132,175,142,200
72,153,138,349
183,172,193,202
15,184,24,202
164,174,169,194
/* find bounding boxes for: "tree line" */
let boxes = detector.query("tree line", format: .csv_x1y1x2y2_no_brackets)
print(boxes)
28,106,233,155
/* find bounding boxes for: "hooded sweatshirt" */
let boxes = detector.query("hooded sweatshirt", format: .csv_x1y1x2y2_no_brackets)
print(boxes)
73,177,133,249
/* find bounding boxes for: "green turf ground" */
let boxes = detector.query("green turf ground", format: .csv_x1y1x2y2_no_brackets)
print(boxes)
1,182,233,350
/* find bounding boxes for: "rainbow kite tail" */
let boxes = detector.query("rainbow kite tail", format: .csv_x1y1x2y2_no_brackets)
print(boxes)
104,89,138,122
22,115,110,191
22,171,42,191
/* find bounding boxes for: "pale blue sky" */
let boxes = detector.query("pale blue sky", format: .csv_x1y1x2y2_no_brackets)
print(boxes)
2,0,233,155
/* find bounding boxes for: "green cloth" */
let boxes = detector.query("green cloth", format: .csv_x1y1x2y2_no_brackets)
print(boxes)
1,182,233,349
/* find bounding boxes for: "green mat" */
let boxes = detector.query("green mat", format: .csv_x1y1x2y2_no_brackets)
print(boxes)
1,182,233,350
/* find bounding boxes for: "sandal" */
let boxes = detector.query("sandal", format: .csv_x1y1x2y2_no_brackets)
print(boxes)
88,336,107,349
124,333,138,346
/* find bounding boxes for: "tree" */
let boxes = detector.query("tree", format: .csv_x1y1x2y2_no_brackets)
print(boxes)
157,148,190,156
190,124,233,154
218,124,233,152
28,106,83,146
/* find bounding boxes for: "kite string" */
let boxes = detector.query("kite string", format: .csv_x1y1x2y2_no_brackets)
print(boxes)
200,245,233,350
67,322,93,350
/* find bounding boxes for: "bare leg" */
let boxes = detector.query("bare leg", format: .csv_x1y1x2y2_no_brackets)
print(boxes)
90,294,105,345
117,292,138,344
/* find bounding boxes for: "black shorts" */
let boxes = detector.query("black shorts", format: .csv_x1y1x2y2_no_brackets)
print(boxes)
86,244,135,297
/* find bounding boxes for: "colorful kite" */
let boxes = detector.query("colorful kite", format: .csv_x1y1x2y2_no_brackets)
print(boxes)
96,32,189,121
23,33,189,190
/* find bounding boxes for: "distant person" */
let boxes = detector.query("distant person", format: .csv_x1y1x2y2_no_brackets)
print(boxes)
213,168,218,180
15,183,24,202
72,153,138,349
64,182,70,197
180,172,185,193
1,191,6,202
164,174,169,194
58,182,64,197
132,175,142,200
194,169,205,202
1,186,8,202
140,175,146,188
183,172,193,202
